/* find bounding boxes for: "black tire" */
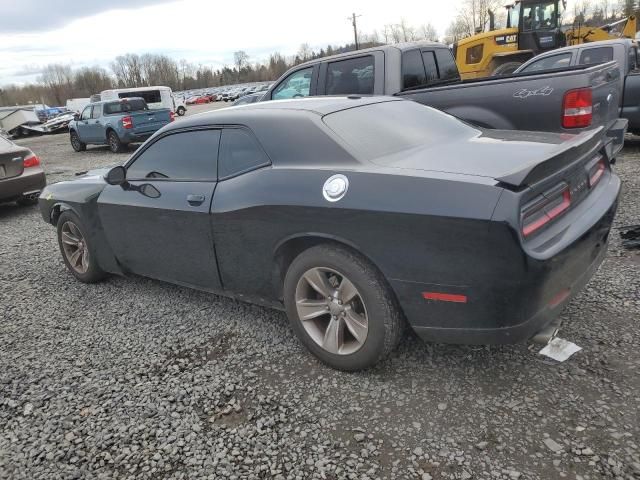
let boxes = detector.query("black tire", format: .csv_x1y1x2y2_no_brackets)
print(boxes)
70,130,86,152
177,106,186,116
108,130,126,153
283,244,404,371
491,61,523,76
56,210,107,283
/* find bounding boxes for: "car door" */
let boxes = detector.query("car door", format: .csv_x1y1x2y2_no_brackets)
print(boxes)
97,128,222,291
88,104,104,142
76,106,93,141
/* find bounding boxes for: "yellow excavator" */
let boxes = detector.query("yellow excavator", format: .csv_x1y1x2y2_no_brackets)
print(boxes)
453,0,637,80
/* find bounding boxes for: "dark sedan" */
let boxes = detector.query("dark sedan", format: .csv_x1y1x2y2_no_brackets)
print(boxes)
0,135,46,206
38,97,619,370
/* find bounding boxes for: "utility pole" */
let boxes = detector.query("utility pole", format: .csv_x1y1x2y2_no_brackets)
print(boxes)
349,13,362,50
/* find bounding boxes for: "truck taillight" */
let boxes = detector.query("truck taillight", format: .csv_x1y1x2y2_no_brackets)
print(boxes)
23,154,40,168
521,183,571,237
122,116,133,129
562,88,592,129
170,111,175,122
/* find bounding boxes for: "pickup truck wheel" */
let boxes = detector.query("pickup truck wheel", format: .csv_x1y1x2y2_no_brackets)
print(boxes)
57,211,107,283
283,244,404,371
492,61,522,76
177,106,186,116
108,131,125,153
70,131,86,152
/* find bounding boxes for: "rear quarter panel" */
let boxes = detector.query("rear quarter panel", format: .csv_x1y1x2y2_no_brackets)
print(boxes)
210,166,503,305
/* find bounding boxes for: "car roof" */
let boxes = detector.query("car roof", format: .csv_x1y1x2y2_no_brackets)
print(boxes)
534,38,634,57
164,96,402,131
292,41,446,69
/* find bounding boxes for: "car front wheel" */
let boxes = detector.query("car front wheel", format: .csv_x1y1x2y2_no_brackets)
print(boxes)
177,106,186,116
56,211,107,283
284,244,404,371
70,131,86,152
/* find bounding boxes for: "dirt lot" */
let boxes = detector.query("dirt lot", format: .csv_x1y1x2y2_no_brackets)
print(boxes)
1,105,639,480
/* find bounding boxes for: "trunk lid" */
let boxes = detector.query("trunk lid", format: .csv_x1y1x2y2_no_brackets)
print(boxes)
0,137,29,180
129,109,172,134
372,127,603,188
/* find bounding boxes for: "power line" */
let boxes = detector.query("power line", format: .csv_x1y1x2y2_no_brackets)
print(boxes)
348,13,362,50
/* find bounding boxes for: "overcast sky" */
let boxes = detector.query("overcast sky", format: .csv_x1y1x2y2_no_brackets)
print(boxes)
0,0,463,85
0,0,580,86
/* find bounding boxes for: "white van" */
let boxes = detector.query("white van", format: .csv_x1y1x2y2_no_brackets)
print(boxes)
99,86,186,115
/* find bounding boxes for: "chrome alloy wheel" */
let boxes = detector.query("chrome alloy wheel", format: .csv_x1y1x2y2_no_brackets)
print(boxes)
60,221,89,274
295,267,368,355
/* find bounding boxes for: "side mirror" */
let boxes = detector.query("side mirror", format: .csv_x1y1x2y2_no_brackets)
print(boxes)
105,165,127,186
73,113,80,121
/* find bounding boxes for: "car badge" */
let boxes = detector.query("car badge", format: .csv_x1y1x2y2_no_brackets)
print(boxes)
323,174,349,202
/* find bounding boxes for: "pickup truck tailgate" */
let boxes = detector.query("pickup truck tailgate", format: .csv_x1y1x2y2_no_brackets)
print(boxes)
131,110,171,135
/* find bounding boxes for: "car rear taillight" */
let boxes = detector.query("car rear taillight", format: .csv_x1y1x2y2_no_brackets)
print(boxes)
122,116,133,129
562,88,592,128
521,183,571,237
170,111,175,122
588,157,606,187
23,154,40,168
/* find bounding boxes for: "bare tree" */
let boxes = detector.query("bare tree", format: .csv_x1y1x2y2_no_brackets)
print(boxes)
73,66,113,97
233,51,249,75
39,64,73,105
418,23,439,41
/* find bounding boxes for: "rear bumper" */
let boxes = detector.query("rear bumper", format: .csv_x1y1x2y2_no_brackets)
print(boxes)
120,131,153,143
395,174,620,345
0,168,46,202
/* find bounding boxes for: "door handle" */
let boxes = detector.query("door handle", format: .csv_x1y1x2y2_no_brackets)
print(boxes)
186,194,205,206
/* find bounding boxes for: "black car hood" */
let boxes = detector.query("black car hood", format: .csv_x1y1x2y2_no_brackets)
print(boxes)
372,128,602,187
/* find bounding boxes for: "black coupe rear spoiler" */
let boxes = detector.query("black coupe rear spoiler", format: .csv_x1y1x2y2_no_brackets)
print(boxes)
496,127,605,188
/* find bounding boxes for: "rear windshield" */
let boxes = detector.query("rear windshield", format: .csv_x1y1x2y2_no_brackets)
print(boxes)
104,99,148,114
118,90,162,104
322,101,474,159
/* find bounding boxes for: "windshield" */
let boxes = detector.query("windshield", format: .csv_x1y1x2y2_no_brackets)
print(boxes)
508,3,521,28
522,1,558,30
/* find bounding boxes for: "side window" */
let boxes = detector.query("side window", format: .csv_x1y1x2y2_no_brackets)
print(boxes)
421,52,439,82
402,50,427,90
578,47,613,66
127,130,220,180
80,106,92,120
91,105,101,119
272,68,313,100
520,53,572,73
434,49,460,81
326,56,375,95
218,128,270,179
465,44,484,65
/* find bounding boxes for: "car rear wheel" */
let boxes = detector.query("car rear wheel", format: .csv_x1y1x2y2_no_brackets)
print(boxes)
56,211,107,283
177,106,186,116
70,131,86,152
284,244,404,371
108,131,125,153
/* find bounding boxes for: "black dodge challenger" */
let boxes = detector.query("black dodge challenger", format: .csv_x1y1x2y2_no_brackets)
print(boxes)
39,97,620,370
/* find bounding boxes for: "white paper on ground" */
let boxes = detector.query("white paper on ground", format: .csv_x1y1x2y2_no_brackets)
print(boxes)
539,337,582,362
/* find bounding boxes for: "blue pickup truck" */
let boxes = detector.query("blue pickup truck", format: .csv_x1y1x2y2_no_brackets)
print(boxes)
69,98,173,153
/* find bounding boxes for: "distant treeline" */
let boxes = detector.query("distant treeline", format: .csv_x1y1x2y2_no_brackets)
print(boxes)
0,41,384,107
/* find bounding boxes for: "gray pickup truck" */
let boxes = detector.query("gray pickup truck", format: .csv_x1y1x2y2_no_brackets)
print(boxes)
263,41,627,158
515,38,640,135
69,98,173,153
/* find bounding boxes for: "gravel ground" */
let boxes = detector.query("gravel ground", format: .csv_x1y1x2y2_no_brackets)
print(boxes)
1,112,639,479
